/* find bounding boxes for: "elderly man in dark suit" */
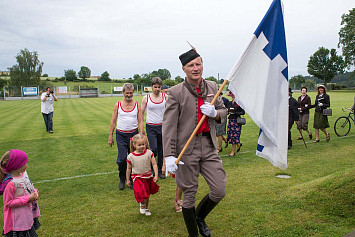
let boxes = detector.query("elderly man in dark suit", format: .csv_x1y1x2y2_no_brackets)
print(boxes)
288,88,299,149
162,48,227,237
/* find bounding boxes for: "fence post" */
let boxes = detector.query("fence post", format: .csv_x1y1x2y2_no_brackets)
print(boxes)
79,86,80,97
97,86,100,97
3,87,5,100
21,86,23,100
37,86,39,99
69,86,71,98
111,84,113,97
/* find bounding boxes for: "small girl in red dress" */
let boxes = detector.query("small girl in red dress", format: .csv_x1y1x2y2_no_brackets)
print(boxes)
126,134,159,216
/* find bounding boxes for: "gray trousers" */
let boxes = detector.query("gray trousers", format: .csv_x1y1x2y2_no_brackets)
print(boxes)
175,135,227,208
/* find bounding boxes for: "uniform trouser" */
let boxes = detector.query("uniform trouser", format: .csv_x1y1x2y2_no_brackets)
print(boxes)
146,124,163,174
175,135,227,209
42,112,53,132
116,129,138,181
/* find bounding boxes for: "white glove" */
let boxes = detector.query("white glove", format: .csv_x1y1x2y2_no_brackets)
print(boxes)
200,102,217,118
318,103,323,107
165,156,184,176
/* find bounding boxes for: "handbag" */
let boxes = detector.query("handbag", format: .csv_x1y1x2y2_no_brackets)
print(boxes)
236,116,246,125
323,108,332,116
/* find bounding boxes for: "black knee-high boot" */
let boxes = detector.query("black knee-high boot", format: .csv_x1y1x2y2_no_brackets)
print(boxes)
182,207,199,237
195,194,219,237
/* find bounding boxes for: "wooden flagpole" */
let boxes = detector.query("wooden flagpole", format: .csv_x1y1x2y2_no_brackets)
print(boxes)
175,79,229,165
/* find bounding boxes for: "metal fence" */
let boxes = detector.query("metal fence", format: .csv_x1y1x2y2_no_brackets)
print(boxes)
1,83,229,101
1,84,143,100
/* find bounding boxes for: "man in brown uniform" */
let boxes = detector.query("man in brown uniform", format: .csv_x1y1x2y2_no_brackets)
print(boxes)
162,49,227,237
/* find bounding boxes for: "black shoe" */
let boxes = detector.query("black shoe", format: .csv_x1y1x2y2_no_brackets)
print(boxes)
224,141,229,148
196,194,219,237
119,180,125,190
196,217,211,237
158,173,166,179
237,143,243,152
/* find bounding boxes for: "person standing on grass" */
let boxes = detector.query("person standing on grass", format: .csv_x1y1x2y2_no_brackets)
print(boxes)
41,87,57,133
140,77,166,179
162,48,227,237
310,85,330,143
297,87,312,140
288,88,299,149
126,134,159,216
351,96,355,125
215,92,229,153
108,83,144,190
0,150,41,237
226,91,245,156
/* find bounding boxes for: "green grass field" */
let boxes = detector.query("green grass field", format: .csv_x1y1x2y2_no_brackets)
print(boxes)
0,91,354,236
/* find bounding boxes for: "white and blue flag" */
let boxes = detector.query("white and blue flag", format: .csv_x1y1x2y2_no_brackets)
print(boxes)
226,0,288,169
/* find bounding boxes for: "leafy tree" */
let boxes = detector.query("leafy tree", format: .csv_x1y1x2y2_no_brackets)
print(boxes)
304,79,316,90
163,79,178,87
307,47,345,86
338,8,355,73
78,66,91,81
289,75,305,89
8,48,43,86
219,79,225,84
205,76,217,82
99,71,111,81
42,73,48,77
0,78,8,89
64,69,77,81
156,69,171,80
174,76,184,83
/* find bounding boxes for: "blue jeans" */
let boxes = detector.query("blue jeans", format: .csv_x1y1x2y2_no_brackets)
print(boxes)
116,129,138,182
42,112,53,132
146,124,163,174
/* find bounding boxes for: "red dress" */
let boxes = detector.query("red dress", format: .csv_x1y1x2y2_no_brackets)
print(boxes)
127,149,159,203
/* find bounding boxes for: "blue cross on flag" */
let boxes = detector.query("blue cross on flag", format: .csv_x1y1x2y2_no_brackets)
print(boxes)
226,0,288,169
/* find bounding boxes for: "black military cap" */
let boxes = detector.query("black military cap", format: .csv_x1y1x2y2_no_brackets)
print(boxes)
179,49,200,66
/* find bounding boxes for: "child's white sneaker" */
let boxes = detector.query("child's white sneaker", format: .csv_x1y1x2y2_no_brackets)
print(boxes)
139,203,146,214
145,209,151,216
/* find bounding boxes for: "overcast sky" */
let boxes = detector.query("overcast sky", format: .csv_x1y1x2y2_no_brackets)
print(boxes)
0,0,353,80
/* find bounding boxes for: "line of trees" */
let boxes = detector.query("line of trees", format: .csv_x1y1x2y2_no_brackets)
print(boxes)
3,8,353,90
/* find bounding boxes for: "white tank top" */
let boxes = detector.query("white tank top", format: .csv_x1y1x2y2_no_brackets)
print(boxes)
146,93,166,125
116,101,139,132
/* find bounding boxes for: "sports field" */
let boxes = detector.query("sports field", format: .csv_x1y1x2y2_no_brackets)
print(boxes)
0,90,354,236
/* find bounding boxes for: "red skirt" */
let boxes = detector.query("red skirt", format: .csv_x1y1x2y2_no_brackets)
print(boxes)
133,177,159,203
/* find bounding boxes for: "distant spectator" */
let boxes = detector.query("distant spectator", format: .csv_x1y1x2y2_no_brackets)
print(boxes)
310,85,330,142
351,96,355,125
215,93,229,152
161,85,170,95
41,87,57,133
288,88,299,149
297,87,312,140
226,91,245,156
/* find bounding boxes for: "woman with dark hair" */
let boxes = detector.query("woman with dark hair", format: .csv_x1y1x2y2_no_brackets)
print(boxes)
226,91,245,157
311,85,330,142
297,87,312,140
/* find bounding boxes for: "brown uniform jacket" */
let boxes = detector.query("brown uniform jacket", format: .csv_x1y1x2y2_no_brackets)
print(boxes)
297,94,311,114
162,79,227,157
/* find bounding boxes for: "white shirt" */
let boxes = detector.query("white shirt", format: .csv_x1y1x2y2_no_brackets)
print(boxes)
116,101,139,132
146,93,166,125
41,92,54,114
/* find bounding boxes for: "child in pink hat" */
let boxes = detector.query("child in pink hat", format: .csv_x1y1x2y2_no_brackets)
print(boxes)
0,150,40,236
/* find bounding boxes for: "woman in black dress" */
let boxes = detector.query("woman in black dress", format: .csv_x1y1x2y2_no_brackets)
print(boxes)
311,85,330,142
